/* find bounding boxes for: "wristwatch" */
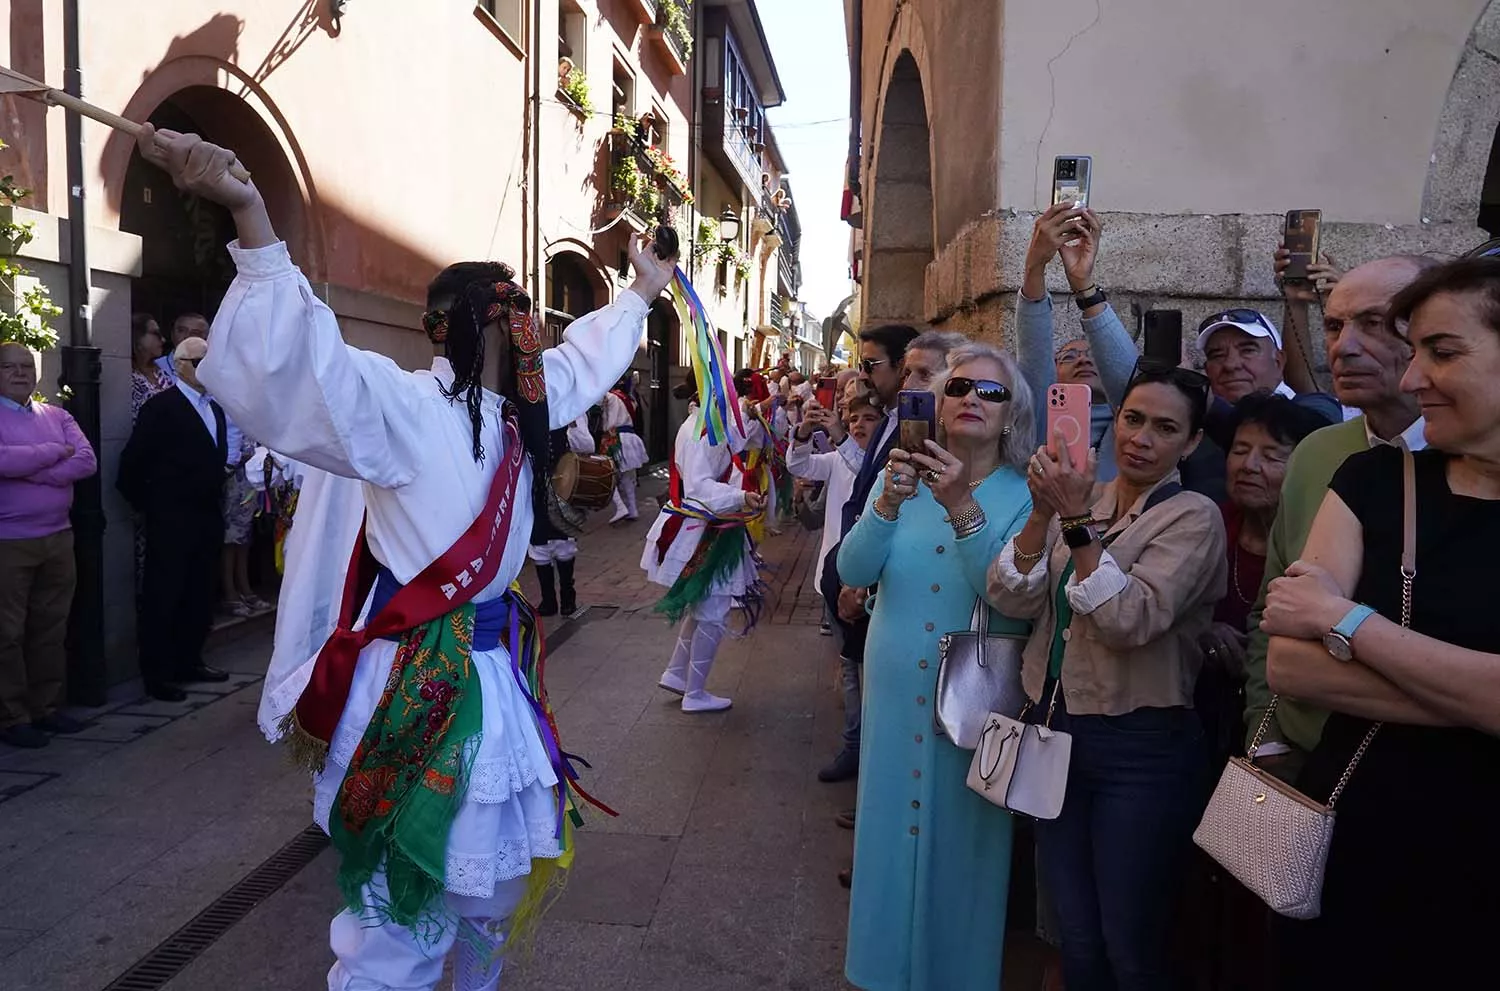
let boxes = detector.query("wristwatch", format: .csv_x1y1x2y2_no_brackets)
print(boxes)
1062,523,1095,549
1323,604,1376,662
1074,285,1108,310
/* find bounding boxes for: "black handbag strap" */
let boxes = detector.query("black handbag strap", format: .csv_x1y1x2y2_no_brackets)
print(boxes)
1098,481,1182,549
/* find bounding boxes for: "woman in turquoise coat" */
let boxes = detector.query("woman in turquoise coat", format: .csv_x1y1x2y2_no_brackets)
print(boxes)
840,342,1036,990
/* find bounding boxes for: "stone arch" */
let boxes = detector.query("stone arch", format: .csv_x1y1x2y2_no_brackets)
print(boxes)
1424,1,1500,228
543,239,613,304
863,50,934,326
104,55,325,275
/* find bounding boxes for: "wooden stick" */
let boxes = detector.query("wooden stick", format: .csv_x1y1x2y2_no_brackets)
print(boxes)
0,65,251,183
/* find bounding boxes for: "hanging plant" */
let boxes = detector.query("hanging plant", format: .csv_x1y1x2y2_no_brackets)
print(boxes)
559,68,593,119
662,0,694,61
694,218,720,258
0,143,62,356
610,156,644,208
734,255,752,282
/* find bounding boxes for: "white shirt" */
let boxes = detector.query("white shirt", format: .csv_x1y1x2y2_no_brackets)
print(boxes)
1365,415,1428,452
197,240,649,737
175,379,219,444
566,414,595,454
787,438,860,574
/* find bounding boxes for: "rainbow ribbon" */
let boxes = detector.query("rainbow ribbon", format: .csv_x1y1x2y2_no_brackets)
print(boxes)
670,267,745,448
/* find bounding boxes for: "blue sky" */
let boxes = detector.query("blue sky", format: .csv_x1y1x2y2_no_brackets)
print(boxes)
760,0,851,322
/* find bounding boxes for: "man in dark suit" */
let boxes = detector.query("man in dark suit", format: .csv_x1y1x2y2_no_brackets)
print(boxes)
118,337,232,701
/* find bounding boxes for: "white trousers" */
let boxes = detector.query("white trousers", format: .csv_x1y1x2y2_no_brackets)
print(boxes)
328,869,528,991
526,539,578,564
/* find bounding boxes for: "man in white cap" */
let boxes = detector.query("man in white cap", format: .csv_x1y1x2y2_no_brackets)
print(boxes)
1181,309,1341,500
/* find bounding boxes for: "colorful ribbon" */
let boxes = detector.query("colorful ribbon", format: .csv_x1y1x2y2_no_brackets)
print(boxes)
670,268,745,447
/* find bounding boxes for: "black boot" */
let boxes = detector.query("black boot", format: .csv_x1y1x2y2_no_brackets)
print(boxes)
557,559,577,617
535,563,558,616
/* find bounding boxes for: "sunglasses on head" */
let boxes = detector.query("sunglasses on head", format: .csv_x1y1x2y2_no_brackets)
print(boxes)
1197,308,1274,336
943,376,1012,404
1127,356,1210,396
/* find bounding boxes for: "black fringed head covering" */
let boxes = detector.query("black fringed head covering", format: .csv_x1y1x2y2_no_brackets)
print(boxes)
422,263,555,543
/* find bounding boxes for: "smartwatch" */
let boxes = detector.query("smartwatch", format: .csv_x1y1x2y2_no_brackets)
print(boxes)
1323,604,1376,662
1074,286,1108,311
1062,524,1095,550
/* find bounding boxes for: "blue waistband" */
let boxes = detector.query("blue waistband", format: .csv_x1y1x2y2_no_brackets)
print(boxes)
616,424,636,435
371,567,514,651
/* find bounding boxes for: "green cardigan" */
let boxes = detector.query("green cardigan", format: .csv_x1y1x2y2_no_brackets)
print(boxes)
1243,417,1373,753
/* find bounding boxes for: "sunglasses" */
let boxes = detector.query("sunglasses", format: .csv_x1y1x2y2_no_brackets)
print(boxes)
1127,356,1211,396
859,358,888,375
943,376,1012,404
1197,308,1275,336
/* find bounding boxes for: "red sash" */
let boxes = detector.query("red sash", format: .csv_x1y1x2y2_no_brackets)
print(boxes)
294,416,526,746
654,445,738,565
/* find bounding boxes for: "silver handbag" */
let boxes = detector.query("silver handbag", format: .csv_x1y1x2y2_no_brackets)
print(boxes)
1193,446,1415,919
936,597,1028,749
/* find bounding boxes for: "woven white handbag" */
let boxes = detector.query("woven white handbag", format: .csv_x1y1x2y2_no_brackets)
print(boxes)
1194,446,1416,919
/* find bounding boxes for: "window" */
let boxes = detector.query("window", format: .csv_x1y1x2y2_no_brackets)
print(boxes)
480,0,524,44
558,0,586,62
645,102,669,149
612,58,636,124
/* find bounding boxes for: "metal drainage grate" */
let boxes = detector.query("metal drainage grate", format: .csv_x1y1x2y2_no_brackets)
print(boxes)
102,825,330,991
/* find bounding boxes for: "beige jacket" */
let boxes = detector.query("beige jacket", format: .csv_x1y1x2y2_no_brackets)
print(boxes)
987,473,1227,716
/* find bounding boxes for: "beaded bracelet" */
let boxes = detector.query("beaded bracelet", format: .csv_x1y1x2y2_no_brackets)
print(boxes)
944,503,985,530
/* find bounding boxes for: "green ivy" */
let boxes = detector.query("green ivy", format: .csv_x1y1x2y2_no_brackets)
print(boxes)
0,140,62,354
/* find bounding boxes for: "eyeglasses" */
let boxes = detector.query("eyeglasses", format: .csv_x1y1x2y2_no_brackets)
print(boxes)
943,376,1012,404
1055,346,1091,365
1126,356,1211,398
1197,308,1275,336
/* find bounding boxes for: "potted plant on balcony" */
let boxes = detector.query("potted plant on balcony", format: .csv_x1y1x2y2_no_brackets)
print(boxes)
694,218,720,260
558,65,592,120
661,0,694,61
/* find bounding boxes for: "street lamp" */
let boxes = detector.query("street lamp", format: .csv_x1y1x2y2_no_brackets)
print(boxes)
719,206,741,242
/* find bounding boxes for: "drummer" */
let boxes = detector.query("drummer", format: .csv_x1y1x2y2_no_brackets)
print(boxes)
528,413,595,617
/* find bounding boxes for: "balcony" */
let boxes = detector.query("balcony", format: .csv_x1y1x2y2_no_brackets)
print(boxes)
625,0,657,24
702,33,768,193
648,1,691,76
605,123,693,232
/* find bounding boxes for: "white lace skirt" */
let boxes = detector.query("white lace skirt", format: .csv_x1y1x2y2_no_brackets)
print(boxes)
613,432,649,472
312,638,564,898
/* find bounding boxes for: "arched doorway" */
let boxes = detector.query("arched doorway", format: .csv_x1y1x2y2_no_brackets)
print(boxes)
121,86,308,326
545,252,599,347
645,299,679,462
864,52,933,326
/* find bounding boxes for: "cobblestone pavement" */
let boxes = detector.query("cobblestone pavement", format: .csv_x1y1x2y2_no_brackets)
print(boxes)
0,470,872,991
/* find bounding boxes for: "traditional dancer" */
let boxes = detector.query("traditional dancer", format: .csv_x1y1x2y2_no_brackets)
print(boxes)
528,415,595,617
642,381,766,713
603,375,648,524
137,126,675,991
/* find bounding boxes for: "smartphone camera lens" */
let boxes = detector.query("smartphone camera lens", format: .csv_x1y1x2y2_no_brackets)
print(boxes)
1057,161,1076,180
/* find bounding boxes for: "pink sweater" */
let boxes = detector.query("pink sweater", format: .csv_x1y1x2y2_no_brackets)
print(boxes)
0,400,97,539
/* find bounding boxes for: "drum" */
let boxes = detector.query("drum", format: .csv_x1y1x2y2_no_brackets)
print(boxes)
553,453,617,511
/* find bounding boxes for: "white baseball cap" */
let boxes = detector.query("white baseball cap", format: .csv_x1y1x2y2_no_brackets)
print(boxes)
1194,309,1283,352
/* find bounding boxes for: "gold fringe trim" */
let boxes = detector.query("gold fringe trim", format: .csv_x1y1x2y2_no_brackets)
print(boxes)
276,710,330,775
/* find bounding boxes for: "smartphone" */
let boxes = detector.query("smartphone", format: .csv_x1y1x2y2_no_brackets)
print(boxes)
1282,210,1321,283
1046,383,1093,469
1143,310,1183,366
1052,156,1093,209
897,390,937,454
815,376,837,410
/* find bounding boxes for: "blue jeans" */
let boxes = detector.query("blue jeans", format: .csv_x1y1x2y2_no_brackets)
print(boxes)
1034,690,1205,991
839,652,862,753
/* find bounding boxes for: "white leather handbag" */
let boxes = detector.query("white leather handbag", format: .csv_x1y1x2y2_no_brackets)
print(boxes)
966,684,1072,820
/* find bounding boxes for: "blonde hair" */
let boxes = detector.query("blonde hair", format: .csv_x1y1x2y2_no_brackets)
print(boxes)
931,342,1035,471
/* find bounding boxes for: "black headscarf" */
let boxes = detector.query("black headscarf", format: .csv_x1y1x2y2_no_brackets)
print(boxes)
422,279,554,543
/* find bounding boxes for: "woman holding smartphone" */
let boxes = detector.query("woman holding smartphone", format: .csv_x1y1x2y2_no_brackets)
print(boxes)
988,360,1227,991
838,342,1034,991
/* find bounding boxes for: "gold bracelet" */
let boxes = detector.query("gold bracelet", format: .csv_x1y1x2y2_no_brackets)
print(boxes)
1013,543,1045,563
871,500,900,522
943,502,985,530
